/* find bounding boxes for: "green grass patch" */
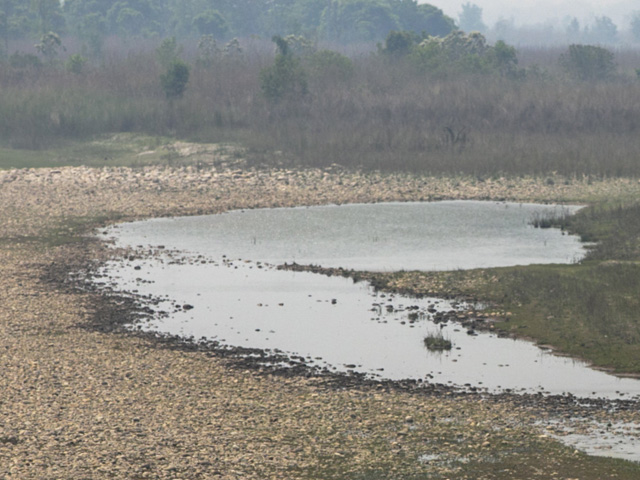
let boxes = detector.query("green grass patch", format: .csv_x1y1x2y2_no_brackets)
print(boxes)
372,199,640,375
0,134,178,170
424,332,453,351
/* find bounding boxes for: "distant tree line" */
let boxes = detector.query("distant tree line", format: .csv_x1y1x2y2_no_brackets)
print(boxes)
0,0,456,57
458,2,640,46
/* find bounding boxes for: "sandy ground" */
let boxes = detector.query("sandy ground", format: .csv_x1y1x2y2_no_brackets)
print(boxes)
2,158,640,479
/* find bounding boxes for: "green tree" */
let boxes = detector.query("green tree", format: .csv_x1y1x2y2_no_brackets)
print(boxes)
260,35,308,103
156,36,182,69
305,49,353,82
66,53,87,74
196,34,219,68
35,30,62,63
321,0,400,43
389,0,454,37
30,0,64,36
192,9,228,38
590,16,617,44
489,39,518,76
559,44,616,81
379,30,416,57
565,17,581,42
458,2,486,33
160,59,190,99
409,30,518,77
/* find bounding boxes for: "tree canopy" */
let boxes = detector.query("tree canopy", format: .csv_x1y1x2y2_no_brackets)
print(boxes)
0,0,455,51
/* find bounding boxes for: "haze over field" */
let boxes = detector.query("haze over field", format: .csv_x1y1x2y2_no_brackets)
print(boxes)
425,0,636,28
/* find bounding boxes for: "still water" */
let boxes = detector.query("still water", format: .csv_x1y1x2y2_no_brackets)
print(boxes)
108,201,585,271
98,201,640,399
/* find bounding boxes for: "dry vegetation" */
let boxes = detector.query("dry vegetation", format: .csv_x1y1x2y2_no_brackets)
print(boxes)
2,43,640,177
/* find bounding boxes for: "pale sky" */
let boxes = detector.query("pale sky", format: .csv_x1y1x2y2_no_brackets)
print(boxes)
423,0,637,29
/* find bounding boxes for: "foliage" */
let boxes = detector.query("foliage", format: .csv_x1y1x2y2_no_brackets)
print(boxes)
280,34,316,57
321,0,399,43
409,30,518,77
196,34,219,69
559,44,616,81
305,49,353,82
458,2,485,33
389,0,454,37
156,36,182,69
35,31,63,62
424,333,452,351
192,9,228,38
8,51,42,68
160,60,190,100
30,0,65,36
588,15,617,44
379,30,416,57
1,0,457,52
260,35,308,103
223,38,242,56
66,53,87,74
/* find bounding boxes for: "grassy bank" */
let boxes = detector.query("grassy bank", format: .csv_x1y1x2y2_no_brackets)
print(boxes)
372,199,640,375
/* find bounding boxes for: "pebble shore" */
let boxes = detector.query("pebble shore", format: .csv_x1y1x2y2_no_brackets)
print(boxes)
2,156,640,479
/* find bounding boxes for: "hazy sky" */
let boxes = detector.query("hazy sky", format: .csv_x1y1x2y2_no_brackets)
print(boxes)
423,0,637,28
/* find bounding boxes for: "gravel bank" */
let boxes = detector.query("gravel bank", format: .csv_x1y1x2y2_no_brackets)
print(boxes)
2,160,640,479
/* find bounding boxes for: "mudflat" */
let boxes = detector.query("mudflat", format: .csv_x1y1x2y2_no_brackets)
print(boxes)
2,159,640,479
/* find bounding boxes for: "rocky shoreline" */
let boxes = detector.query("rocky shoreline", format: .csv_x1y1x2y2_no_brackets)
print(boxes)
2,158,640,478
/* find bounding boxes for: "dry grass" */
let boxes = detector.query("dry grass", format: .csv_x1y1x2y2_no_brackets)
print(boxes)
2,44,640,176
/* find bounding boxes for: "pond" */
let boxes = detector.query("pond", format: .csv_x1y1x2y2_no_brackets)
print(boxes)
108,201,585,271
97,201,640,400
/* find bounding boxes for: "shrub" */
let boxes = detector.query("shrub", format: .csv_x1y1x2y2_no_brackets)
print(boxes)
66,54,87,74
160,60,190,100
559,44,616,81
424,333,452,351
260,36,308,103
9,52,43,69
305,50,354,82
156,36,183,69
379,30,417,58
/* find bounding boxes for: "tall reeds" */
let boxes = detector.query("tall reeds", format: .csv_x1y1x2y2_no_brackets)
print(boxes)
2,42,640,176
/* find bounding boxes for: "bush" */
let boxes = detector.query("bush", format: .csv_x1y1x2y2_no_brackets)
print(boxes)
66,54,87,74
305,50,354,82
156,37,183,69
559,44,616,81
409,31,518,77
160,60,190,100
260,36,308,103
379,30,417,58
9,52,42,69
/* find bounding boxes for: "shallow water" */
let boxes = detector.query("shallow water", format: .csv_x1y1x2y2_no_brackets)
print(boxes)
94,200,640,463
106,201,586,271
95,201,640,400
99,255,640,400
